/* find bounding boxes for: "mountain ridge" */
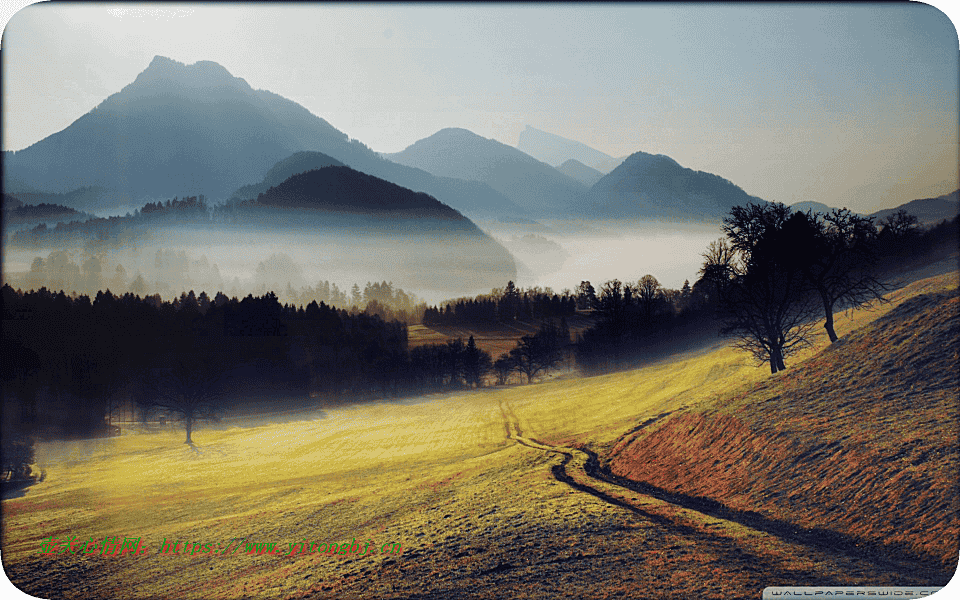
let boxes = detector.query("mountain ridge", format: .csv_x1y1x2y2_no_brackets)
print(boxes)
386,127,588,215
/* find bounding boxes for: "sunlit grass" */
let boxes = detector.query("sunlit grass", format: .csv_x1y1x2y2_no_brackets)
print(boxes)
4,266,956,597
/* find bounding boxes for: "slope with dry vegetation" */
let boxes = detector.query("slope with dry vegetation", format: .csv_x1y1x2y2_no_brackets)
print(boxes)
607,273,959,569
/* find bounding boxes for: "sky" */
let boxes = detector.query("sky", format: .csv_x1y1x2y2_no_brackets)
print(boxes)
1,2,958,213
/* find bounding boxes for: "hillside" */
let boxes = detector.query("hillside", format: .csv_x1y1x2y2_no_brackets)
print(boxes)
871,190,960,226
588,151,766,221
556,159,604,187
250,166,471,220
2,271,955,599
229,151,345,201
386,128,588,216
607,272,959,569
516,125,625,173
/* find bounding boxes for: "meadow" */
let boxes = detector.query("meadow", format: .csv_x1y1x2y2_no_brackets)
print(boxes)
3,259,956,598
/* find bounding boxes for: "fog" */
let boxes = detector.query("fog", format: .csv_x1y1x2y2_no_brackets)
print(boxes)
3,218,723,305
484,219,723,294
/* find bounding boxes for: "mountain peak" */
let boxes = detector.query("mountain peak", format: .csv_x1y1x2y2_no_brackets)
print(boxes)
130,56,249,93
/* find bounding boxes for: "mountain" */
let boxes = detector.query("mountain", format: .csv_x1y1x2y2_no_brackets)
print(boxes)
225,166,518,293
3,56,369,202
587,151,765,221
4,56,526,220
870,190,960,226
385,128,588,215
556,159,604,188
230,151,345,202
248,166,468,218
4,186,129,214
516,125,626,173
789,200,838,214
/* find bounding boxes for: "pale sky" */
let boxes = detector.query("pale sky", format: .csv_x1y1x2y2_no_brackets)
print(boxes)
1,2,958,213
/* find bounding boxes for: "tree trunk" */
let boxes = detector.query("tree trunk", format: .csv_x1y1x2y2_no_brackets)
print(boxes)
769,344,786,373
822,298,839,342
185,417,193,445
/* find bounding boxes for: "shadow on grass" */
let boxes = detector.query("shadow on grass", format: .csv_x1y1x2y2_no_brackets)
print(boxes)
579,447,955,583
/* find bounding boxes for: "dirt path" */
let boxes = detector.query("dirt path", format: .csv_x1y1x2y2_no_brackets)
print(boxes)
496,398,949,591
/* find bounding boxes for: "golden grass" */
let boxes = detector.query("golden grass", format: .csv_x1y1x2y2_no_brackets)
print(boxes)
3,267,956,598
608,270,959,568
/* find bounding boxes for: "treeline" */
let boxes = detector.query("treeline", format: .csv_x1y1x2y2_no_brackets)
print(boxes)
0,285,486,446
423,281,577,326
574,276,715,373
577,208,959,374
7,250,427,324
8,194,212,249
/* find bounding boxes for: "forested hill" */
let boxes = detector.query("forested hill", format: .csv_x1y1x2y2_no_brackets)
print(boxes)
587,151,765,221
230,151,346,202
247,166,477,222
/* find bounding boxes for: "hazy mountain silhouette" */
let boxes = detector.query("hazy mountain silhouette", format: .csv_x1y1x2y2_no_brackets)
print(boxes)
230,151,345,201
385,128,588,215
2,193,23,211
556,159,604,187
789,200,838,214
517,125,626,173
226,166,518,292
250,166,471,218
4,186,128,214
587,151,765,221
870,190,960,225
4,56,526,220
3,56,368,202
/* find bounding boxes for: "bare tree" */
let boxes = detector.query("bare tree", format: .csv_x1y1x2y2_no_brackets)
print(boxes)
508,321,565,383
146,359,224,444
795,209,890,342
704,203,820,373
493,353,516,385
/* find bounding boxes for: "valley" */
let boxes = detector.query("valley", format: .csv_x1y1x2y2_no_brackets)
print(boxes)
2,8,958,598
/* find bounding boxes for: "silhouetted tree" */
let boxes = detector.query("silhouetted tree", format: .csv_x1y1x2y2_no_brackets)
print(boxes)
493,353,516,385
576,280,596,310
706,203,819,373
463,336,492,388
636,274,663,323
790,209,889,342
509,321,566,383
145,359,224,445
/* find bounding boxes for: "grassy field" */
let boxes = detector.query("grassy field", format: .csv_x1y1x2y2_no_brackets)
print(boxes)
2,264,957,599
407,313,595,359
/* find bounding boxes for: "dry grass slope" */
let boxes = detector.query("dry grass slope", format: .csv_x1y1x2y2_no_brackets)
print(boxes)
608,275,959,569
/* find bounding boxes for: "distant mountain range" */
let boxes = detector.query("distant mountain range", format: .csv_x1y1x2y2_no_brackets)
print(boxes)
3,56,525,221
385,128,588,216
4,56,954,231
869,190,959,225
517,125,626,173
789,200,837,215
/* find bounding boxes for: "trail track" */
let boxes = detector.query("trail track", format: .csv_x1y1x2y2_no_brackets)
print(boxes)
496,398,952,591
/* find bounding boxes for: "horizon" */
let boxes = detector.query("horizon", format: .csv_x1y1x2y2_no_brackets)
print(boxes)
2,3,958,214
